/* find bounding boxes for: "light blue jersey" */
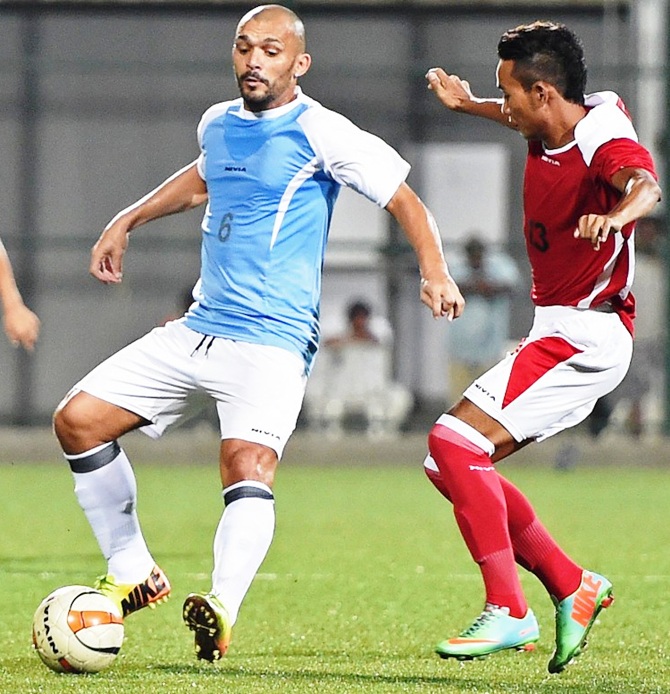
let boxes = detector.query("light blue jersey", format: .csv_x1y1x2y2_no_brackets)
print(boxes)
183,88,409,371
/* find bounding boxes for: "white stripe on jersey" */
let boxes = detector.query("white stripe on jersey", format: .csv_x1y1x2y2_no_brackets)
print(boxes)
270,156,319,250
575,94,638,166
576,232,627,308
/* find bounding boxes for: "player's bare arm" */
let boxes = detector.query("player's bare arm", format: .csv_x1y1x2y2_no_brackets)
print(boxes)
425,67,510,127
0,240,40,350
385,182,464,321
90,162,208,284
573,167,661,251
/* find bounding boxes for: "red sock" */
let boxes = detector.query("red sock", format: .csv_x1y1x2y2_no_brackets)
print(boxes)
428,421,527,617
502,477,582,600
425,458,581,601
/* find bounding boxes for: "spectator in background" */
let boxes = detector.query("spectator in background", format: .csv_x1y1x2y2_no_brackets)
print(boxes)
587,216,666,439
305,299,412,437
446,235,520,404
619,216,666,436
324,300,379,348
0,238,40,351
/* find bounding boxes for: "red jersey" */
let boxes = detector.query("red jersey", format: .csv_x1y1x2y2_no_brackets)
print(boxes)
523,91,657,335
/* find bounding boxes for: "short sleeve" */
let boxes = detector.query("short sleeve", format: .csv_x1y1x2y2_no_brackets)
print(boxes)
297,106,410,208
591,138,657,184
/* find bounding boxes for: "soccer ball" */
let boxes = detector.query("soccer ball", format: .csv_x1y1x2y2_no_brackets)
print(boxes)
32,585,124,674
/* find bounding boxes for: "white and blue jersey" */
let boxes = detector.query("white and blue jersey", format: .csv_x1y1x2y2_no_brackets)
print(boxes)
183,88,410,371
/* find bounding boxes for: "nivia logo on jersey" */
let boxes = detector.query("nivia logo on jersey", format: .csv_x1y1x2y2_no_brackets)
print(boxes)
251,427,281,441
541,154,560,167
473,383,496,402
225,165,247,172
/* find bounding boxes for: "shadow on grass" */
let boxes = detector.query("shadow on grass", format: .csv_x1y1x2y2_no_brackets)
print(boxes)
147,660,589,693
151,662,480,688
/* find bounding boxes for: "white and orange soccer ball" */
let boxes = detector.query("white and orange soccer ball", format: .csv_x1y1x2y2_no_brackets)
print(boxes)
32,585,124,674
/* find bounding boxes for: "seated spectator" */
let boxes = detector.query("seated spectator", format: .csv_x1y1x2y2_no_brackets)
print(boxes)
585,216,665,439
324,300,380,348
304,300,412,437
446,235,520,404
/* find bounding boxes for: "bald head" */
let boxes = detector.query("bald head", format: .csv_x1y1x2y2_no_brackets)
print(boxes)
232,3,311,112
237,5,306,52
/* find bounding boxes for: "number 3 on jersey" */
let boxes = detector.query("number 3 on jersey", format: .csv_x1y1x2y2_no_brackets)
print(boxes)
528,219,549,252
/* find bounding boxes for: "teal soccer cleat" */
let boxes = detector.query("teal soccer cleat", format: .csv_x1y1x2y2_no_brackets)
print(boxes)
436,604,539,660
548,569,614,674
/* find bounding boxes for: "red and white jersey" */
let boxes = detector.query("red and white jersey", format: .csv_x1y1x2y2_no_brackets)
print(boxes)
523,90,657,335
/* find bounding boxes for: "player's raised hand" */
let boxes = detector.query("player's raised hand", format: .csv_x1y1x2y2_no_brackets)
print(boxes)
574,213,619,251
425,68,475,112
90,223,130,284
420,272,465,321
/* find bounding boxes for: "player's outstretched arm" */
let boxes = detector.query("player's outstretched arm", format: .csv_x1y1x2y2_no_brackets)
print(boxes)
0,239,40,350
574,167,662,251
90,161,208,284
425,68,510,127
385,183,464,321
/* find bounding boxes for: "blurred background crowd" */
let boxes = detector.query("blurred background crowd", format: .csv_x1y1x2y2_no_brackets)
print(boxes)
0,0,667,442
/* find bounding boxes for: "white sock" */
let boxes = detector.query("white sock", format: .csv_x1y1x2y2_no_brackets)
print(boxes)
212,481,275,625
66,442,155,583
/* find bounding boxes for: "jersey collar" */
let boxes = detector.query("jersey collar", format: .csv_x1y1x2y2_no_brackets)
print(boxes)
235,87,306,121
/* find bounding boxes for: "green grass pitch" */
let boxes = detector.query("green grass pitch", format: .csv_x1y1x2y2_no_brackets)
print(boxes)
1,441,669,693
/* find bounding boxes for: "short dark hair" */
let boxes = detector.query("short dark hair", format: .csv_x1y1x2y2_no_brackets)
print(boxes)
498,21,587,105
464,236,485,256
347,300,371,323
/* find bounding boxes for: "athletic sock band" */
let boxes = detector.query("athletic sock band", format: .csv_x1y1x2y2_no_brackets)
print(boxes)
435,414,495,456
223,482,274,506
65,441,121,473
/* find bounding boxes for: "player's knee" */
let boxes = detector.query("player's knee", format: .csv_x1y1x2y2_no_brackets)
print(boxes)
423,454,452,500
53,393,93,451
53,402,77,449
219,439,278,488
427,421,450,461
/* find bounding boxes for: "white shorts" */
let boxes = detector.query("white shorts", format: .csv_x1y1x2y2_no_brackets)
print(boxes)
463,306,633,442
72,320,308,458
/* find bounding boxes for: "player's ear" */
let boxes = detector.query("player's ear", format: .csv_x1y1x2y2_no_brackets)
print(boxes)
293,52,311,79
532,81,552,105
